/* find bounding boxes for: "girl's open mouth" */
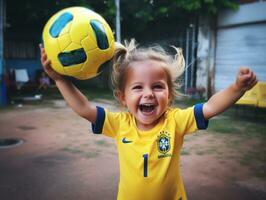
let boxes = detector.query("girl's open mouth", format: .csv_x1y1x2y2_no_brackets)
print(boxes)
139,103,156,114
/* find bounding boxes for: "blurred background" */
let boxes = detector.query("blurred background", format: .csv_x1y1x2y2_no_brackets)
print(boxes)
0,1,266,200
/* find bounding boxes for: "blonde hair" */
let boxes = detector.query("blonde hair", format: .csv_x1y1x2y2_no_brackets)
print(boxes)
112,39,185,104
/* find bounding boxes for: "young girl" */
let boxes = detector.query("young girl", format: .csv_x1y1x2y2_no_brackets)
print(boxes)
40,40,257,200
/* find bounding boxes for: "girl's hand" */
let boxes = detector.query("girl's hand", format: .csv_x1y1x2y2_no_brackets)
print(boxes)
39,44,63,82
235,67,257,92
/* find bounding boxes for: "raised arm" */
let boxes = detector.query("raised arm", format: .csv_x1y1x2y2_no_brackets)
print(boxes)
203,67,257,120
40,45,97,123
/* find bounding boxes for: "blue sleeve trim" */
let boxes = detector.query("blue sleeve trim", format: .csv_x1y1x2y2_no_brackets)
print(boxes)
91,106,105,134
194,103,209,130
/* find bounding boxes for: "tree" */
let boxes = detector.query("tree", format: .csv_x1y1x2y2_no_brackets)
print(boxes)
6,0,115,41
119,0,238,41
5,0,238,42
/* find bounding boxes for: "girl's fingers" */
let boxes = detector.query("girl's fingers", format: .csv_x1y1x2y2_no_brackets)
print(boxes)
238,73,250,84
239,67,250,75
40,51,48,65
39,44,45,55
246,72,256,85
248,76,257,87
41,54,45,64
236,68,257,91
43,53,47,61
243,72,257,90
241,70,254,82
43,59,51,69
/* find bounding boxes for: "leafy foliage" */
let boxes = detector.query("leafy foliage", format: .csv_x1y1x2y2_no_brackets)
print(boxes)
6,0,238,41
6,0,115,36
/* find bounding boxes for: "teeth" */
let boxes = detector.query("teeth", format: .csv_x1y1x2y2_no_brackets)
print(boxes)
139,103,155,112
142,103,153,106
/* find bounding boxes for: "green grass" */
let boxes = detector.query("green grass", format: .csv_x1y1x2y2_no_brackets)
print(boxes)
62,146,100,159
204,107,266,179
207,109,266,139
239,147,266,178
175,99,266,139
181,148,190,155
175,97,205,108
84,151,100,158
0,104,17,112
95,139,111,147
17,125,36,131
3,86,115,110
208,118,241,134
62,146,83,154
196,147,218,156
195,150,205,155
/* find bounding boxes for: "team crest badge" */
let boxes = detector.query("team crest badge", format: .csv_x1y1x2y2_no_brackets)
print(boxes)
157,131,171,154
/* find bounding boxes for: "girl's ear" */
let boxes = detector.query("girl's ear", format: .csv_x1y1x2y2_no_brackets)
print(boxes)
117,91,127,107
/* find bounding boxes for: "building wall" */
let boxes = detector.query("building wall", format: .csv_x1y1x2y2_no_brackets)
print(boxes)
218,1,266,27
215,1,266,92
196,1,266,97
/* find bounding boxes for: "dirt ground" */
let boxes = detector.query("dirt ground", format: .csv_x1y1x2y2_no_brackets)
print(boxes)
0,99,265,200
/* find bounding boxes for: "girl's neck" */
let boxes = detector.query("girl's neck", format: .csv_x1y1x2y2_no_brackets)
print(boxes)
135,115,164,131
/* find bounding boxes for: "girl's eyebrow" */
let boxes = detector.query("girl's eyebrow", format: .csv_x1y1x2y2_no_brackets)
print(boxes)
130,82,143,86
152,80,167,85
130,79,166,86
153,80,165,83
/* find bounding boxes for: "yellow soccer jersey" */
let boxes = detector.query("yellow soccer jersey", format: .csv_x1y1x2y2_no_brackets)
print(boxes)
92,103,208,200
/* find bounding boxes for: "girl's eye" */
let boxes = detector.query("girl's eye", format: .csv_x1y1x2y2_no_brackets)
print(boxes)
153,84,164,89
132,85,142,90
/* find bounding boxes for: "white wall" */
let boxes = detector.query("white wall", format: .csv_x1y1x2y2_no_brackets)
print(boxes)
196,1,266,96
218,1,266,27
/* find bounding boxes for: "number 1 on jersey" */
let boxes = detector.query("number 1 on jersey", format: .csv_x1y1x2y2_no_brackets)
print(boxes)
143,154,148,177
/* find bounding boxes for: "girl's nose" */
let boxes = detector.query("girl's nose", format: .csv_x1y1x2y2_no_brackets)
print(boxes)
143,88,154,98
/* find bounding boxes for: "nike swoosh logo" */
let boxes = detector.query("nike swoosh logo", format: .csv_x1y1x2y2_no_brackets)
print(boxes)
122,137,133,143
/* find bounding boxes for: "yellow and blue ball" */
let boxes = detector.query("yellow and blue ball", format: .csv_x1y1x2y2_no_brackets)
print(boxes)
42,7,115,80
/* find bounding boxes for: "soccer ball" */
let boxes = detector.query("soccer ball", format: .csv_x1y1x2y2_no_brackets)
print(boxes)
42,7,115,80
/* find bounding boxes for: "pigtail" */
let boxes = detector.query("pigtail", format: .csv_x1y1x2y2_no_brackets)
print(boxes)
112,42,126,99
113,39,138,64
113,42,127,64
112,39,138,100
171,46,185,80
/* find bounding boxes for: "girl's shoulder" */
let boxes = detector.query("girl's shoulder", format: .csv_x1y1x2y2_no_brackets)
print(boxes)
105,109,133,122
165,106,194,118
165,106,183,114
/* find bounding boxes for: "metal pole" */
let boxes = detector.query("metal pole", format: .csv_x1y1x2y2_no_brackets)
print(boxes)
0,0,3,69
0,0,3,78
191,24,195,88
185,28,190,93
115,0,121,43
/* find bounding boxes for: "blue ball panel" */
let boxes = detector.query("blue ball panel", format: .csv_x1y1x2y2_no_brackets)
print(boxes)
90,20,109,50
58,48,87,66
49,12,73,38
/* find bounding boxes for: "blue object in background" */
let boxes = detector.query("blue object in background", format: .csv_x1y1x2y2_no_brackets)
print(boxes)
0,0,6,106
6,59,41,82
0,77,7,106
